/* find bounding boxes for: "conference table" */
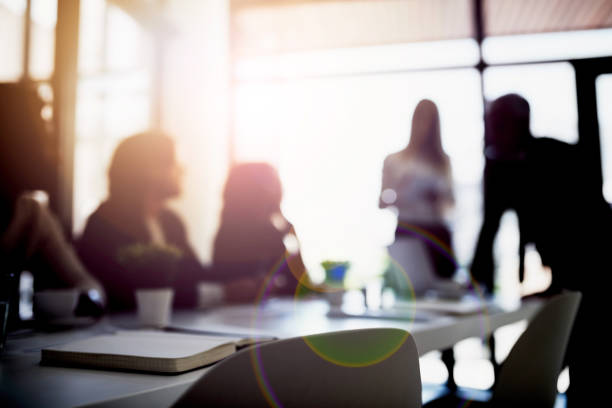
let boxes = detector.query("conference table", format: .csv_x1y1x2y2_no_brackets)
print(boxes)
0,295,543,407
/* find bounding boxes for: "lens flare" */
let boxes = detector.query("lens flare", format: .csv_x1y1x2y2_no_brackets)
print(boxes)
244,223,492,407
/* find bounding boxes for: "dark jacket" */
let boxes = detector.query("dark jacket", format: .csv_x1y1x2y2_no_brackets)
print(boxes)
78,201,205,311
471,137,612,293
212,218,306,296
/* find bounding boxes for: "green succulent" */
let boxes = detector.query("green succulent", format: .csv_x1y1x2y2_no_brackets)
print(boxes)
117,243,183,287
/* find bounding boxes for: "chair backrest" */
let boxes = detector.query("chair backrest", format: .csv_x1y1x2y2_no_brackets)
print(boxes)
387,237,437,296
174,328,422,408
492,291,581,408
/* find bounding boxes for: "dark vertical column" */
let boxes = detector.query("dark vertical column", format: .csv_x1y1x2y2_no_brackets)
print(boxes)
21,0,32,80
473,0,486,101
53,0,80,235
573,59,604,194
473,0,501,387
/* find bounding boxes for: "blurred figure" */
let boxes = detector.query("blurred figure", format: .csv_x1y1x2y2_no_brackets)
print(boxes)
0,83,104,327
380,99,455,279
471,93,612,406
212,163,307,302
78,132,204,311
471,93,609,292
379,99,457,390
471,94,532,291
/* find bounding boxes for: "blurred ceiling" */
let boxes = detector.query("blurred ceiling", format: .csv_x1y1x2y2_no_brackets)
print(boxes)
230,0,612,57
486,0,612,36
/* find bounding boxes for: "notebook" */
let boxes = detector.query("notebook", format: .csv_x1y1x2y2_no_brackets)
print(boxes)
41,330,275,374
327,305,435,322
327,297,493,321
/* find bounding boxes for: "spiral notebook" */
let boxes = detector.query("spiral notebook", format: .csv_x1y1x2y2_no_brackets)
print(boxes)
41,330,274,374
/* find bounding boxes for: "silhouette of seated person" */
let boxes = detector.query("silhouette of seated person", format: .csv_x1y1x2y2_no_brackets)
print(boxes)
78,132,205,311
212,163,307,303
380,99,456,281
471,93,612,406
1,83,105,327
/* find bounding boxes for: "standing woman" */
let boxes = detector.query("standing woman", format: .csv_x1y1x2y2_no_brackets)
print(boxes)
380,99,455,279
380,98,457,390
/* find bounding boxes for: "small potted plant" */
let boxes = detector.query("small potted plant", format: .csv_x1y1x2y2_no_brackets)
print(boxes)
117,243,183,327
320,260,350,307
117,243,183,288
321,260,350,289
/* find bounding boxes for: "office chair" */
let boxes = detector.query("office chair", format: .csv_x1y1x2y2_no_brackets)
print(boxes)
174,328,422,407
426,291,582,408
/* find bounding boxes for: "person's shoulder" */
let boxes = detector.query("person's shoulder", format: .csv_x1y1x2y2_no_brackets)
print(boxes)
78,201,124,248
384,150,405,162
530,137,575,161
159,207,184,225
383,150,409,171
80,202,111,233
159,207,188,236
532,137,573,151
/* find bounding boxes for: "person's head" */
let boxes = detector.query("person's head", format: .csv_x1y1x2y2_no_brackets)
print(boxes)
485,93,532,160
108,132,181,211
221,162,282,222
406,99,448,169
0,83,55,201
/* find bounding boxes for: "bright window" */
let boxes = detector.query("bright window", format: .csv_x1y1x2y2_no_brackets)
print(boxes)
29,0,57,80
483,29,612,65
597,74,612,203
235,46,484,282
483,62,578,144
72,0,153,234
0,0,26,81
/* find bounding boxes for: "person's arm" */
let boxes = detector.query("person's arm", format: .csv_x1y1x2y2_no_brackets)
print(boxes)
29,198,106,303
211,221,309,302
470,164,505,293
442,166,455,207
432,167,455,213
379,157,397,209
160,209,211,307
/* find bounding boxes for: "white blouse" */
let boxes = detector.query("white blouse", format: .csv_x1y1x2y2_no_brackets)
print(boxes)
380,151,453,225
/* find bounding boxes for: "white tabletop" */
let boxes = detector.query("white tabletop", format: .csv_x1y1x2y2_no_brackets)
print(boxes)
0,296,543,408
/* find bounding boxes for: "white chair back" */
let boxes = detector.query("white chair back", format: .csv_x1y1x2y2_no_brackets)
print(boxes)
492,292,582,407
174,328,422,407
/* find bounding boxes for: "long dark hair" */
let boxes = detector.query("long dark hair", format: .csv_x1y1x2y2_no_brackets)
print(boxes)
220,162,283,225
404,99,450,172
107,131,177,213
0,83,55,228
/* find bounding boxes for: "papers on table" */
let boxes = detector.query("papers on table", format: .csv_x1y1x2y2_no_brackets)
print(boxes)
328,296,499,321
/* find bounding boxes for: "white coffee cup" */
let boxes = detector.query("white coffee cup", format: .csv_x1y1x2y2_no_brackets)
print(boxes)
135,288,174,328
34,289,80,319
196,282,225,308
326,290,345,307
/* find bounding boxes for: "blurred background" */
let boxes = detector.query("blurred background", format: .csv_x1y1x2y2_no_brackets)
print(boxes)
2,0,612,394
